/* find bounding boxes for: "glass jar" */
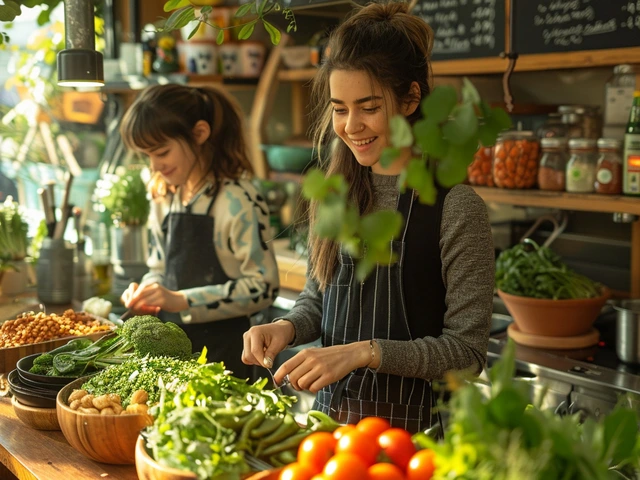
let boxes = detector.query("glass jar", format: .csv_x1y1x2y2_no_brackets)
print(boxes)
566,138,598,193
595,138,623,195
538,137,568,191
537,113,568,139
558,106,584,138
493,131,540,189
467,145,494,187
605,65,638,127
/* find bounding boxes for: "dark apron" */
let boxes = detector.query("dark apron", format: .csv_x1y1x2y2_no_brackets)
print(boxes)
160,186,251,380
313,189,446,433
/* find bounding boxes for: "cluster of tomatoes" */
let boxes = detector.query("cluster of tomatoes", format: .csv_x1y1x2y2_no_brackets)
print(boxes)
279,417,436,480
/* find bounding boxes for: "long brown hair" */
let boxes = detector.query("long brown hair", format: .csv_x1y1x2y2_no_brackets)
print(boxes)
308,2,434,290
120,83,253,198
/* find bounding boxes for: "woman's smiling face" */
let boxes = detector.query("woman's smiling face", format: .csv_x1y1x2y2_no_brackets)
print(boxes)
330,69,413,175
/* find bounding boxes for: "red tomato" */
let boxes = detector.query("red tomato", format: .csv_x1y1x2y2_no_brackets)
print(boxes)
356,417,391,439
280,462,318,480
377,428,416,471
406,449,436,480
335,429,381,466
332,424,356,441
323,453,369,480
368,462,406,480
298,432,337,474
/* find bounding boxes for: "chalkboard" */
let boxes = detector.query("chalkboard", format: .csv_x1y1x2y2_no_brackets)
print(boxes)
412,0,506,61
514,0,640,55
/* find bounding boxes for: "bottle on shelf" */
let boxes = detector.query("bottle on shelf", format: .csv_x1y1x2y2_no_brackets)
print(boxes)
622,91,640,196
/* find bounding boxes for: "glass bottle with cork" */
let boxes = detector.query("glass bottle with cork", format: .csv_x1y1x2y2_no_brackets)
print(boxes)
623,91,640,196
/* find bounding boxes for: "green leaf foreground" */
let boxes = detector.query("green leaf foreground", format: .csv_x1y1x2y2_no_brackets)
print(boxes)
162,0,295,45
303,78,512,281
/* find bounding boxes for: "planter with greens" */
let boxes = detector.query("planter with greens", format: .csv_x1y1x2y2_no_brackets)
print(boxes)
0,197,29,295
495,239,610,338
100,165,151,295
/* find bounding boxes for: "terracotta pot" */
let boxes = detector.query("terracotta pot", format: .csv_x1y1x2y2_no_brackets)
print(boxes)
497,288,611,337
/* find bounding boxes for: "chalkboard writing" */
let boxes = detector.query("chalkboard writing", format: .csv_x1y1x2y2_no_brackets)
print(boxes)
412,0,506,60
514,0,640,55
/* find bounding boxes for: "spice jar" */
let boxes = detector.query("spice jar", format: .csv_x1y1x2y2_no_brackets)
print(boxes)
537,113,568,139
467,145,494,187
538,137,568,191
493,131,540,189
566,138,598,193
595,138,623,195
558,107,584,139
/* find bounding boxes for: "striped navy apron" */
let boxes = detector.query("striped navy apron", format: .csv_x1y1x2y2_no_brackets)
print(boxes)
160,185,251,379
313,187,448,433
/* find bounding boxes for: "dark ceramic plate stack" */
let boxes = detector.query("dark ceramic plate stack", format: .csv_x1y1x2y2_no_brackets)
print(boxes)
8,353,83,409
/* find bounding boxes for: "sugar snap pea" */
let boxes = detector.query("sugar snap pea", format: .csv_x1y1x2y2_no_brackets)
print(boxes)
260,430,309,457
256,413,300,456
275,449,298,465
236,410,266,450
250,415,284,439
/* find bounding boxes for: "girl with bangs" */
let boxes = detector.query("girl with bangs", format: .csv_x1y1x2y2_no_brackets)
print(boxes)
242,2,493,432
120,83,279,379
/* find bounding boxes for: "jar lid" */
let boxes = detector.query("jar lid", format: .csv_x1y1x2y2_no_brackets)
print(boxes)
498,130,536,140
613,64,633,74
597,138,622,150
561,113,581,124
568,138,597,150
558,105,580,114
541,137,568,148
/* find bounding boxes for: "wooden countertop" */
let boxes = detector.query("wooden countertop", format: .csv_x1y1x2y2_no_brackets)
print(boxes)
273,239,307,293
0,398,137,480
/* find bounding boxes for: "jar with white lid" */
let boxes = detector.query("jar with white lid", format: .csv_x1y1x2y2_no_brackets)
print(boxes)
595,138,623,195
566,138,598,193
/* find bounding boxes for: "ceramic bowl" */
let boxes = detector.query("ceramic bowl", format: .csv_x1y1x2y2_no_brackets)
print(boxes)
497,288,611,337
57,377,153,465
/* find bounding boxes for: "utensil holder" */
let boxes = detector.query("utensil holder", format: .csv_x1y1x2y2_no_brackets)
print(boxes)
36,238,74,304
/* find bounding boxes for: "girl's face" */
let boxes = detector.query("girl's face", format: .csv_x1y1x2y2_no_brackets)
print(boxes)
140,138,202,187
330,70,413,175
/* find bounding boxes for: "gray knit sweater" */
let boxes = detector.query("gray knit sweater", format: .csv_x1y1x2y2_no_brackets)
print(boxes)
280,173,494,381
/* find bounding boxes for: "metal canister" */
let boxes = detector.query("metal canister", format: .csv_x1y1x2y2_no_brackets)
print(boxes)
36,238,74,304
612,299,640,364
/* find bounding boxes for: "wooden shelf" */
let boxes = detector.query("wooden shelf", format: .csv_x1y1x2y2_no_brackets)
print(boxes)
277,47,640,80
473,187,640,216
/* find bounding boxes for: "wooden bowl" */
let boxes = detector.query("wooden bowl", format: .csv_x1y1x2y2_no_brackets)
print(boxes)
57,377,153,465
135,436,283,480
0,313,115,377
12,395,61,430
497,288,611,337
135,436,197,480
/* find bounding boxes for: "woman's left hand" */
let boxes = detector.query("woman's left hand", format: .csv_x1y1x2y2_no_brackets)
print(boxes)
124,282,189,313
274,342,372,393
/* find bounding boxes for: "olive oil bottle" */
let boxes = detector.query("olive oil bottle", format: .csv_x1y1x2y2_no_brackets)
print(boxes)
623,91,640,195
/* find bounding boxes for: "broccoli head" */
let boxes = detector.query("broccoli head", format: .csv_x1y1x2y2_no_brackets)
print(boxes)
32,353,53,367
29,363,52,375
129,321,192,359
118,315,163,340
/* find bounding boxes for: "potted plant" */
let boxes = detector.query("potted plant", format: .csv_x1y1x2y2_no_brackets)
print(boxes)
99,164,150,295
0,197,29,295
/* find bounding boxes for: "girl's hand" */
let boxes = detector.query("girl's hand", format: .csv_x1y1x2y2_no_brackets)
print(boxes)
242,320,296,369
123,282,188,313
121,282,138,306
274,342,373,393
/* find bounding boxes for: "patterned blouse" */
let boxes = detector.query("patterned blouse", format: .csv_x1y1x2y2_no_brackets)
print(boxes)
141,178,280,323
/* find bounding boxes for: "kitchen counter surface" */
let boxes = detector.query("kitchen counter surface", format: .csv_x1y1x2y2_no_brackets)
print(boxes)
0,397,137,480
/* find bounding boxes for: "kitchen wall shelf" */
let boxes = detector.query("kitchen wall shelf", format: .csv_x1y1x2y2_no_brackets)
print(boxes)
473,188,640,217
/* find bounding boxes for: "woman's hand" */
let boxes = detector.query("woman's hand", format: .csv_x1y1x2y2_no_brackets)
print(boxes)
242,320,296,369
121,282,188,313
274,341,373,393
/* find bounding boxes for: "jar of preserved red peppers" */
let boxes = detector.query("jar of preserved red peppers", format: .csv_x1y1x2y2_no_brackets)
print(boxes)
492,131,540,189
467,145,494,187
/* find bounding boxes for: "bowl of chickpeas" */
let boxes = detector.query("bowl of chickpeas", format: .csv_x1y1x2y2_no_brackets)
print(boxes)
0,309,114,381
57,377,154,464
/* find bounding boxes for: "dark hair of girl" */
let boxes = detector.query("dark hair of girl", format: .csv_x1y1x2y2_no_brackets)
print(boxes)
120,83,253,198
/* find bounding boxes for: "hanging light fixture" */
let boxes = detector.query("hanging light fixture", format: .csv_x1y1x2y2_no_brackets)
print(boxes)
57,0,104,87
